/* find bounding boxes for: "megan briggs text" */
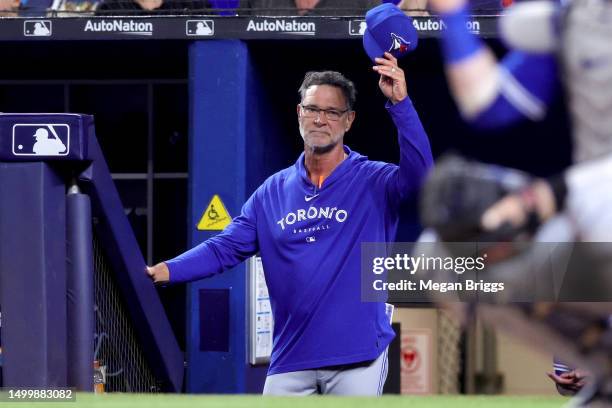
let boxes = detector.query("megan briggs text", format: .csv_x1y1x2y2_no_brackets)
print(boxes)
373,279,505,293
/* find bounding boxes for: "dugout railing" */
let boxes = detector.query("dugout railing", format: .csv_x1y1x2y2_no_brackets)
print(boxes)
0,113,184,392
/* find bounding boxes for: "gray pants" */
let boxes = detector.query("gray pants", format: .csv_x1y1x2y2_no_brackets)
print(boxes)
263,348,388,396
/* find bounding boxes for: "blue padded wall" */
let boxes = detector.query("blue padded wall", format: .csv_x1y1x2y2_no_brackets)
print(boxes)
187,40,268,394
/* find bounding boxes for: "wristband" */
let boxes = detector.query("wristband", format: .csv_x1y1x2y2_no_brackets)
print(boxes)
439,6,484,63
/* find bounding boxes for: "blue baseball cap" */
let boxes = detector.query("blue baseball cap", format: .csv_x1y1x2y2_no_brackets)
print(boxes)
363,3,418,62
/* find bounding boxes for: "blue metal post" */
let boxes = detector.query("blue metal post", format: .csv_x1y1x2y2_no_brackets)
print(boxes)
187,40,268,394
66,188,94,391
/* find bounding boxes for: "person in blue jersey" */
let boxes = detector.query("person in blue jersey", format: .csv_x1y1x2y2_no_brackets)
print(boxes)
433,0,612,163
430,0,560,132
424,0,612,402
146,52,433,395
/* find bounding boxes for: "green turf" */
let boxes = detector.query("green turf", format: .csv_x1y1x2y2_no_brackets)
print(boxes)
0,393,568,408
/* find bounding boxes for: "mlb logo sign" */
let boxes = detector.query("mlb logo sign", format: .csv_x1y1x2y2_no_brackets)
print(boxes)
349,20,367,36
186,20,214,36
23,20,52,37
12,124,70,157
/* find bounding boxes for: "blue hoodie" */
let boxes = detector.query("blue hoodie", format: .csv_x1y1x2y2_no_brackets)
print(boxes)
167,96,433,375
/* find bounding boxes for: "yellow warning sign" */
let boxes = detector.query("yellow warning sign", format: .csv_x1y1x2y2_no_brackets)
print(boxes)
197,194,232,231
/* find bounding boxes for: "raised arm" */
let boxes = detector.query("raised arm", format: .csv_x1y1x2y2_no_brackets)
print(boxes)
373,52,433,203
431,0,558,127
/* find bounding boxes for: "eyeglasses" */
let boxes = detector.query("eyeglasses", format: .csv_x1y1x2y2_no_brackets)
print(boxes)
299,104,350,121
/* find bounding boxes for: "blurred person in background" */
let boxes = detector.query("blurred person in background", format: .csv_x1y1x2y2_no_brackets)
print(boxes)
0,0,20,15
97,0,209,14
397,0,508,17
420,0,612,401
398,0,429,15
240,0,380,16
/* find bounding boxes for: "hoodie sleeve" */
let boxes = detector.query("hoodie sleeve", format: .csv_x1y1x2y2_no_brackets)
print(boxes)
165,190,259,283
382,96,433,206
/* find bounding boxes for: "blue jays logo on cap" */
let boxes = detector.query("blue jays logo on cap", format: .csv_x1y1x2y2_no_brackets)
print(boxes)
362,3,418,62
389,32,411,56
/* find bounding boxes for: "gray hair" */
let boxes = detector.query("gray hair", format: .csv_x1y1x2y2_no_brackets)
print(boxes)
298,71,357,110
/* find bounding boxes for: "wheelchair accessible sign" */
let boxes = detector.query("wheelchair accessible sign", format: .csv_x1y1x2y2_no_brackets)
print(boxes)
197,194,231,231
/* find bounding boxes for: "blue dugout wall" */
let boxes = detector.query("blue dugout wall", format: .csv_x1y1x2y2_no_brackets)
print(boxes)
188,40,271,393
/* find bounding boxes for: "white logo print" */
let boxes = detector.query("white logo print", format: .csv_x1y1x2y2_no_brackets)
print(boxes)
389,33,410,54
84,20,153,35
24,20,52,37
349,20,367,36
304,194,319,202
12,124,70,156
246,19,316,35
186,20,214,36
277,206,348,230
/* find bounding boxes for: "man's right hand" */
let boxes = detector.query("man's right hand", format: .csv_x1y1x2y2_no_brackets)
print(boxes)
547,370,589,396
481,180,556,233
146,262,170,284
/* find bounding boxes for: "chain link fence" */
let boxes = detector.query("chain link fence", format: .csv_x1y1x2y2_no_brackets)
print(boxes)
93,235,159,393
438,309,462,394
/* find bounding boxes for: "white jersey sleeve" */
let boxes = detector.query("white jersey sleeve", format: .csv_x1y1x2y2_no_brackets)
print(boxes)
564,154,612,242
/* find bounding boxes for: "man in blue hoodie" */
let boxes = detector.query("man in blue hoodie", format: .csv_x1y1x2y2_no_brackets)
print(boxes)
147,52,433,395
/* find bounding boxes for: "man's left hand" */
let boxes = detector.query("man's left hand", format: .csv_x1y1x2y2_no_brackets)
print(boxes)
373,52,408,104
